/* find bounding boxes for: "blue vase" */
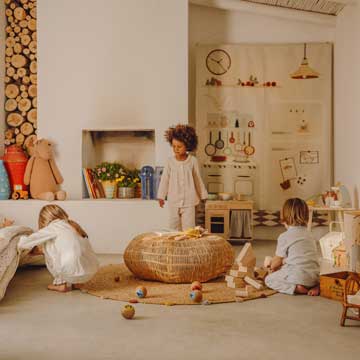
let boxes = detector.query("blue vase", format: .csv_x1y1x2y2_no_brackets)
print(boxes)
0,160,10,200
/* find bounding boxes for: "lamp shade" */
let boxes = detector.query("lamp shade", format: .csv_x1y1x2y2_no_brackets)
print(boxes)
291,44,319,79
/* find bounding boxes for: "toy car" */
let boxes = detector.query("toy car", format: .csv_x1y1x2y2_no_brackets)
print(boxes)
11,184,29,200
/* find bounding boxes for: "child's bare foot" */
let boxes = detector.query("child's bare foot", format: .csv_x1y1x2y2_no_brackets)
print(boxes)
295,284,309,295
307,285,320,296
47,284,72,292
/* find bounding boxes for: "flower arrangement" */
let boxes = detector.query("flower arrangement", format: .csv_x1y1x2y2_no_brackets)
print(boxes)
93,162,125,182
117,168,140,188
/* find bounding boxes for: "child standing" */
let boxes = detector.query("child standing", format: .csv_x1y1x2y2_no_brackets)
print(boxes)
157,124,208,231
265,198,320,296
18,205,99,292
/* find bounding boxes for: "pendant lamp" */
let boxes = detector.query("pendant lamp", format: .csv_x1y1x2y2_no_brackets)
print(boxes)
290,43,319,79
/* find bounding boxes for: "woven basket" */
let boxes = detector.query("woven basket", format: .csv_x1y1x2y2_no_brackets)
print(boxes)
124,232,234,283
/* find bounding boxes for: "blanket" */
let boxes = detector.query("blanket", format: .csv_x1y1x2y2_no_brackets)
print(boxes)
0,226,44,302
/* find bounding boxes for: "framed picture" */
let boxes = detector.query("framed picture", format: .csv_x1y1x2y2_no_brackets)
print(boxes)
300,151,319,164
279,157,297,181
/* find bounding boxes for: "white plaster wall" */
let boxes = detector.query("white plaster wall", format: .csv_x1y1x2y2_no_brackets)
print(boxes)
334,3,360,207
188,4,336,124
37,0,188,199
0,1,5,156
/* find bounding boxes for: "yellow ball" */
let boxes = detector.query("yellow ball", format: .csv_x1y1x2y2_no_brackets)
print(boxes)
191,281,202,291
189,290,203,303
136,286,147,298
121,304,135,319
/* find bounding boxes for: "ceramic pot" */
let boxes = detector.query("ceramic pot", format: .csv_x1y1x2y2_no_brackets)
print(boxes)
3,145,28,191
0,160,11,200
102,180,116,199
118,187,135,199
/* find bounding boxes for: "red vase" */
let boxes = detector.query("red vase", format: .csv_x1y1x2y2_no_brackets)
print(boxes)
3,145,28,191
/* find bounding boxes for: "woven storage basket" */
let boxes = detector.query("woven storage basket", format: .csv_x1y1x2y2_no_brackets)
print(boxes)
124,232,235,283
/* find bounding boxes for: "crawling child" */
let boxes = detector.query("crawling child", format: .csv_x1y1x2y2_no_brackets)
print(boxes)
265,198,320,296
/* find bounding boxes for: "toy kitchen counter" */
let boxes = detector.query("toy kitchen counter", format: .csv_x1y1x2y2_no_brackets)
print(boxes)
205,200,254,241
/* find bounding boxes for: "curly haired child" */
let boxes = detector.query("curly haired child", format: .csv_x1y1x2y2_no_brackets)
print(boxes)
265,198,320,296
157,124,208,231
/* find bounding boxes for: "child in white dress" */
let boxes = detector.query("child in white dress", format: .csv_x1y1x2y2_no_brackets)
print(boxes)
265,198,320,296
18,205,99,292
157,124,208,231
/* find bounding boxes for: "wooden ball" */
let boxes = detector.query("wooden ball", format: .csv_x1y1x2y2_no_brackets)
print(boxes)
189,290,203,303
136,286,147,298
191,281,202,291
121,304,135,319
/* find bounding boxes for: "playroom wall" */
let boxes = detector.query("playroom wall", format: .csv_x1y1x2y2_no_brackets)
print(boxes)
334,2,360,208
0,0,5,156
37,0,188,199
188,3,336,125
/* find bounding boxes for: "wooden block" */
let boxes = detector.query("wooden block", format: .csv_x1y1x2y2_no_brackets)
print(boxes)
235,243,256,268
254,267,269,281
264,256,273,268
227,281,246,289
235,288,249,297
244,276,264,290
229,270,248,278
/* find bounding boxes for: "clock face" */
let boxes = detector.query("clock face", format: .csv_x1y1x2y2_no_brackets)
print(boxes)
206,49,231,75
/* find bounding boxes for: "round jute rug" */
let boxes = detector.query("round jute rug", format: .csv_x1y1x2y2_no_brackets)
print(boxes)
80,264,276,305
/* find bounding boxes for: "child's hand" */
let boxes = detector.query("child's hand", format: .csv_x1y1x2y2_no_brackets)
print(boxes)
30,246,43,256
2,218,14,228
158,199,165,208
270,256,283,272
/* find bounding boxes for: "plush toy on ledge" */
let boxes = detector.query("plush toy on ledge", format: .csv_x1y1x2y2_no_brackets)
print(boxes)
24,139,66,201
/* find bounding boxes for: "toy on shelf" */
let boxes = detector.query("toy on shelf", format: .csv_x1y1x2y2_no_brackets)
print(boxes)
11,184,29,200
24,139,66,201
139,166,155,200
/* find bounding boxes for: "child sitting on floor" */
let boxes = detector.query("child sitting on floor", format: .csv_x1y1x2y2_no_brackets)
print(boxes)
18,205,99,292
157,124,208,231
265,198,320,296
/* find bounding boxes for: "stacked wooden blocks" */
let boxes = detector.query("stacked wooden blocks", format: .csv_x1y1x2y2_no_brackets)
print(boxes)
225,243,269,299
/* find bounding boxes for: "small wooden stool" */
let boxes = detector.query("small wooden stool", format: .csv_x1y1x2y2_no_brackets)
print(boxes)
340,273,360,326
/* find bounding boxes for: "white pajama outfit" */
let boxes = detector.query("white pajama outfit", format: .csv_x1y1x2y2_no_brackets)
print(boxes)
265,226,320,295
18,220,99,285
157,155,208,231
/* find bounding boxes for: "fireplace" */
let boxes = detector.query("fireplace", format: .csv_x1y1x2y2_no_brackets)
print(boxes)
82,129,155,198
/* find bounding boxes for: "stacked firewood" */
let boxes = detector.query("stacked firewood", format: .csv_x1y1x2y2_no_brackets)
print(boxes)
4,0,37,153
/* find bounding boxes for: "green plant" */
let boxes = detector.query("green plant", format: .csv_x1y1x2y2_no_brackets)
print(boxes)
93,162,125,182
117,168,141,188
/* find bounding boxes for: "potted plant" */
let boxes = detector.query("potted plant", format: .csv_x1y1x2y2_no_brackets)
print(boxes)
93,162,124,199
117,168,140,199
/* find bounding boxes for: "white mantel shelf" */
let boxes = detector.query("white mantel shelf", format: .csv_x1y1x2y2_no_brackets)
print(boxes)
2,199,169,254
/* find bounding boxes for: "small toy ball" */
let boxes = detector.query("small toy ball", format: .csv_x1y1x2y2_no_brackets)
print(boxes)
191,281,202,291
121,304,135,319
129,298,139,304
189,290,203,303
136,286,147,298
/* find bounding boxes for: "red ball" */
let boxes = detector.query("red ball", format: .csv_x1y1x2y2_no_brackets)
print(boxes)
191,281,202,291
190,290,203,303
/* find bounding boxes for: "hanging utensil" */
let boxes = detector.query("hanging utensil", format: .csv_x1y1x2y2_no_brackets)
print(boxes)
229,131,235,144
235,119,239,128
205,131,216,156
215,131,224,150
235,130,242,152
244,132,255,156
223,131,232,156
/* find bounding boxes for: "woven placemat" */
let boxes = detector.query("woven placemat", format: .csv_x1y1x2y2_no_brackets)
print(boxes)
81,264,277,305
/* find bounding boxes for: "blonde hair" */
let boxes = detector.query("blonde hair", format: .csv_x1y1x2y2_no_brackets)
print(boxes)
38,205,88,238
281,198,309,226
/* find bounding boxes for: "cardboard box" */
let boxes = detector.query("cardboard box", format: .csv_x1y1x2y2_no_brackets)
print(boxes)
320,272,359,302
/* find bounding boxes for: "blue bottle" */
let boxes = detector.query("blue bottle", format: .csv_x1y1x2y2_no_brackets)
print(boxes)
0,160,10,200
139,166,155,200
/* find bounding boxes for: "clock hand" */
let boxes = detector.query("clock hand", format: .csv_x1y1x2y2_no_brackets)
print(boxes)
210,57,220,63
218,62,227,72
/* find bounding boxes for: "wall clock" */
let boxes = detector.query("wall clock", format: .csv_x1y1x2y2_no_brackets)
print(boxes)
206,49,231,75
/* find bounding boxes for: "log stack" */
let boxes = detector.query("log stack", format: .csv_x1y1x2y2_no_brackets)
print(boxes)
4,0,37,154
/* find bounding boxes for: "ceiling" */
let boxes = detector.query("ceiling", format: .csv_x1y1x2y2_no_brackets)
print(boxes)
238,0,347,16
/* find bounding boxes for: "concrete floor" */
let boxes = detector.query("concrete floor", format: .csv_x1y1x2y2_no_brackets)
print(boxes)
1,240,359,360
